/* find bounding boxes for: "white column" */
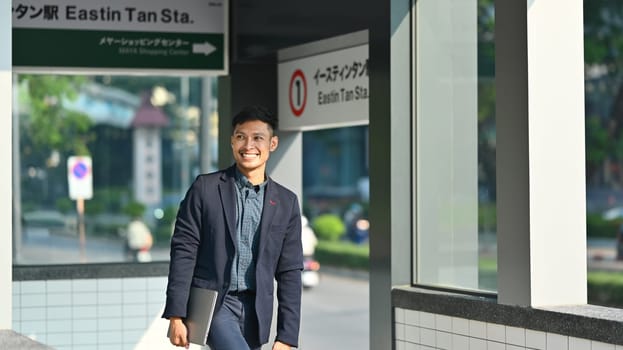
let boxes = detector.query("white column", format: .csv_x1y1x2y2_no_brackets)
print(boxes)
266,131,303,204
496,0,586,306
200,77,216,174
0,0,13,329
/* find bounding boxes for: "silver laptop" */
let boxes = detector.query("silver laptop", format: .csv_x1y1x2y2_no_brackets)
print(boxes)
168,287,218,346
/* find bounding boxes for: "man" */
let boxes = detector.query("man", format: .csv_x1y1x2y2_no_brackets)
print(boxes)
125,215,153,262
163,105,303,350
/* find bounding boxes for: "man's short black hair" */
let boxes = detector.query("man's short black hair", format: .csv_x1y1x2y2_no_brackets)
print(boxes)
231,105,278,132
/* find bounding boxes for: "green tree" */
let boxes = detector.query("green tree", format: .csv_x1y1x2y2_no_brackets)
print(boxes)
584,1,623,185
20,75,93,156
586,115,611,182
477,0,496,199
19,75,94,207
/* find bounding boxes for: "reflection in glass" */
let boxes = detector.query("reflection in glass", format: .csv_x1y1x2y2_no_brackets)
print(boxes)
414,0,496,292
13,75,217,265
303,126,370,246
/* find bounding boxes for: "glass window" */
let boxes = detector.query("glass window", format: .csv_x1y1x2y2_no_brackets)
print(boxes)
13,74,217,265
302,126,370,246
414,0,496,291
584,1,623,307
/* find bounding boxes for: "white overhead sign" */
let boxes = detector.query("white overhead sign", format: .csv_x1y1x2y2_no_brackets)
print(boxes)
67,156,93,200
278,39,369,131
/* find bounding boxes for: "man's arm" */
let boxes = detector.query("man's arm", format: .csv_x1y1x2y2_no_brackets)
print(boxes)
162,177,204,318
274,197,304,347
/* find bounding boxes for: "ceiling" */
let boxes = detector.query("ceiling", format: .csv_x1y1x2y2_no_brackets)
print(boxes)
230,0,378,63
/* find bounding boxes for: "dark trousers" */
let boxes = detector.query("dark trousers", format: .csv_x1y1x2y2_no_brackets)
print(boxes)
207,292,261,350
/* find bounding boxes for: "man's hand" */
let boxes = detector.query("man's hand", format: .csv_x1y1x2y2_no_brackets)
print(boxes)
273,340,292,350
168,317,189,348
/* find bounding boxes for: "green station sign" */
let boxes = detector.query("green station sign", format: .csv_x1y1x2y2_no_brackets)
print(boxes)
12,0,228,74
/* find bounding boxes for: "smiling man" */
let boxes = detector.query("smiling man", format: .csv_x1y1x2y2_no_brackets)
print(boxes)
164,105,303,350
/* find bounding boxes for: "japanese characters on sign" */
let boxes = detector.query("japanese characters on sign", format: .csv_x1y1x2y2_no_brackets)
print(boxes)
12,1,224,31
13,4,199,26
313,59,368,85
12,0,227,74
278,43,369,131
313,58,368,106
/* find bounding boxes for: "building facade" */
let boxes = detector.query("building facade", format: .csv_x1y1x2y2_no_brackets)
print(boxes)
3,0,623,349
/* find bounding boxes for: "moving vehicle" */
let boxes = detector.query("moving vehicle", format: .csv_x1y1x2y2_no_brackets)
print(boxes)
301,215,320,288
302,256,320,288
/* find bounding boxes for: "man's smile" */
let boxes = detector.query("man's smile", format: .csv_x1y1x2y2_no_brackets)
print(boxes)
241,152,260,159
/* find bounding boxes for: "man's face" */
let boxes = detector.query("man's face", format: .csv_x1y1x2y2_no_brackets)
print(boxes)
231,120,278,174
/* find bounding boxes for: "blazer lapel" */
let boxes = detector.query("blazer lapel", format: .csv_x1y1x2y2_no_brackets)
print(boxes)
257,179,279,256
219,167,237,247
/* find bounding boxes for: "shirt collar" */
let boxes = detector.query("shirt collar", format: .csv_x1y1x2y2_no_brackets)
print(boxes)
234,167,267,192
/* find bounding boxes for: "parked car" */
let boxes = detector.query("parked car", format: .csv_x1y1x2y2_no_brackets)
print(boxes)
22,209,77,236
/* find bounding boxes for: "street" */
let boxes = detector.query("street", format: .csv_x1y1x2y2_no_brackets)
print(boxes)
15,231,623,350
15,229,371,350
135,269,370,350
298,270,369,350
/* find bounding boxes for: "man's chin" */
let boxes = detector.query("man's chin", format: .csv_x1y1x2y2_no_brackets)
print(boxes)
237,162,263,171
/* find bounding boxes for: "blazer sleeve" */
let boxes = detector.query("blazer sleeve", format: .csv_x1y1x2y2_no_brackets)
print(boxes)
274,195,304,347
162,176,205,319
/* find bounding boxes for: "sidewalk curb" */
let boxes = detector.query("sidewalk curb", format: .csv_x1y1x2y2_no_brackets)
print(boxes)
319,265,369,281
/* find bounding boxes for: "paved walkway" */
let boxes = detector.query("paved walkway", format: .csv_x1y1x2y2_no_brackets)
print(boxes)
588,238,623,272
0,330,53,350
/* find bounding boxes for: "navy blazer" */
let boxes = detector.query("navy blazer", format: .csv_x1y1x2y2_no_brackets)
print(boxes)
162,165,304,347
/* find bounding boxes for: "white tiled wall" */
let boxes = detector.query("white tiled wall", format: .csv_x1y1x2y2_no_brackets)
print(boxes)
394,307,623,350
13,276,168,350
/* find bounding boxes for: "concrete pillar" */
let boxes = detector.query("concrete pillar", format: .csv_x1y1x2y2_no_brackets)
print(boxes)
0,0,13,329
369,1,412,349
496,0,586,306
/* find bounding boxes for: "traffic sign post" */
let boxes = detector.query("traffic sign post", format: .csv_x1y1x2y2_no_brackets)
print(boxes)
67,156,93,262
68,156,93,200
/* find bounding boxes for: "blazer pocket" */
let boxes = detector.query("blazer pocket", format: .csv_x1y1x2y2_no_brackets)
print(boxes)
262,224,288,268
267,223,288,242
191,276,218,290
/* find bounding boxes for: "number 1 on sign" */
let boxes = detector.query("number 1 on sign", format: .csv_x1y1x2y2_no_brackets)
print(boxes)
289,69,307,117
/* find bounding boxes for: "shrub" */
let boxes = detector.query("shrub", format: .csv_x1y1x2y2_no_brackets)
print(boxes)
315,240,369,270
123,201,146,218
587,213,619,238
55,198,73,214
312,214,346,242
154,206,178,244
588,271,623,307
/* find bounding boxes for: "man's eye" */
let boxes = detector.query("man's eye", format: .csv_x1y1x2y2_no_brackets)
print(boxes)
236,135,245,140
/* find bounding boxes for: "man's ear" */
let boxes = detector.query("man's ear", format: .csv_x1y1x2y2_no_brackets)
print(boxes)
270,136,279,152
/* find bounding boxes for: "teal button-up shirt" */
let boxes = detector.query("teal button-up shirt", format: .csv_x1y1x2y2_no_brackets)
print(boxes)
229,168,267,292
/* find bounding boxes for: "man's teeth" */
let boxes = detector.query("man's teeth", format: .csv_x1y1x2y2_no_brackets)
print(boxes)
242,153,259,158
